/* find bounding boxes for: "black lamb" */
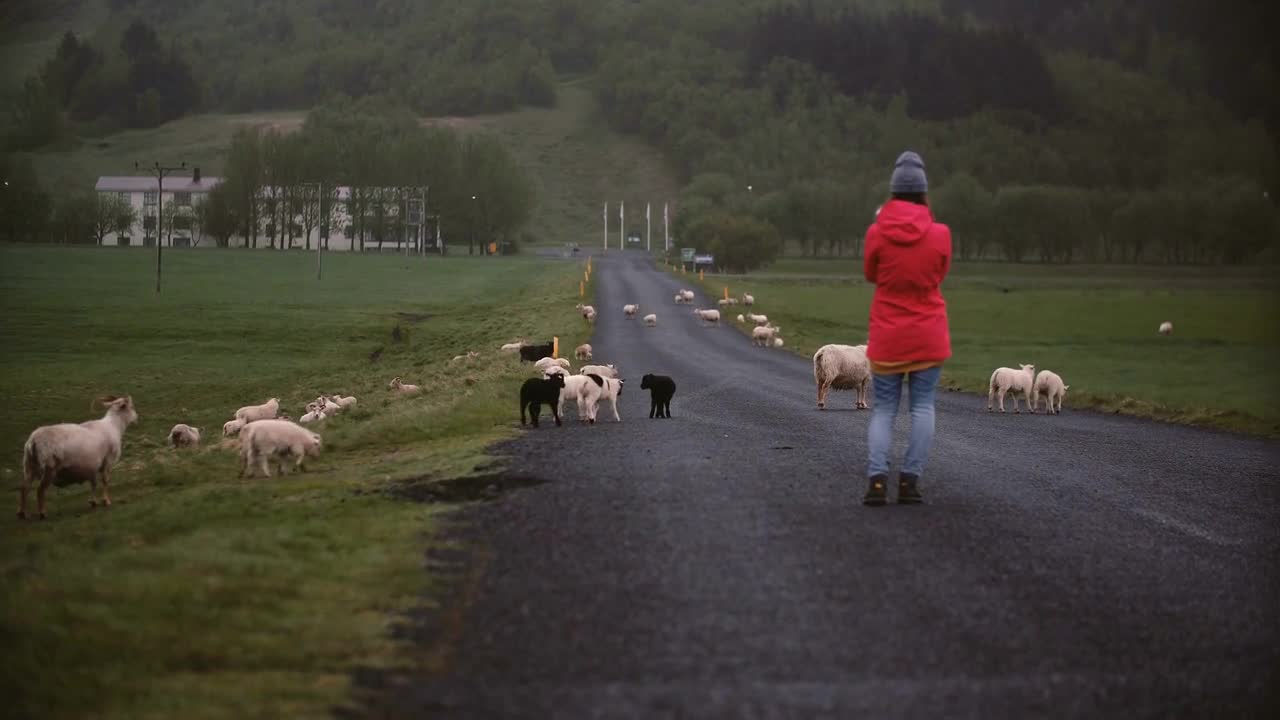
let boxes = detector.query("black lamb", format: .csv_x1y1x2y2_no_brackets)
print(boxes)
640,374,676,418
520,373,566,427
519,342,555,363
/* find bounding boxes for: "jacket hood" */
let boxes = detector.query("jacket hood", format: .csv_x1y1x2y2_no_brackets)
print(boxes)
875,199,933,246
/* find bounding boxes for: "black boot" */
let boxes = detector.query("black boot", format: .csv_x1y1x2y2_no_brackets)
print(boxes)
898,473,923,505
863,474,888,506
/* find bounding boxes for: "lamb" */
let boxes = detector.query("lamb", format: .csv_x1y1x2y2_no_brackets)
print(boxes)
674,292,687,304
389,376,422,395
235,397,280,423
238,419,322,478
534,356,572,374
1032,370,1069,415
20,395,138,518
500,340,528,353
299,407,326,424
596,377,625,422
752,325,781,346
576,304,597,322
742,293,755,306
623,304,640,318
736,314,746,323
575,343,593,361
1159,321,1173,336
694,308,721,325
772,338,784,348
717,298,732,308
519,373,567,427
747,313,769,326
644,313,658,327
558,373,607,424
813,344,871,410
222,418,247,437
168,423,201,448
519,342,554,363
584,308,597,323
640,374,676,418
314,396,341,414
579,364,618,378
329,395,357,411
988,364,1036,413
682,290,695,302
450,351,480,363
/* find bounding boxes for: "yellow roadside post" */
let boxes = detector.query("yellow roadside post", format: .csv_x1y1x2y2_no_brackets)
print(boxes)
553,336,559,359
699,269,704,281
580,281,584,297
723,286,729,300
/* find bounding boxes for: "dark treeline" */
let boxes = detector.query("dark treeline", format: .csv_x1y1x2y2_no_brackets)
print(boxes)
1,98,535,253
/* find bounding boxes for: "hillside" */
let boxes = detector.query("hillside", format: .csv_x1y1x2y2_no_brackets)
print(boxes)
18,82,681,247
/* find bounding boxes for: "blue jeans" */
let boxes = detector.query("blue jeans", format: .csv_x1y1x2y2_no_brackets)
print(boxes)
867,365,941,478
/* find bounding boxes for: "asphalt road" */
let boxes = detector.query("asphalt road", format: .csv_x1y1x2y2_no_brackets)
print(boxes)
356,251,1280,719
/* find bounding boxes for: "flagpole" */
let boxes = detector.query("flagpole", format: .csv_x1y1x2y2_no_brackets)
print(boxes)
603,201,608,252
664,203,670,252
619,201,624,250
646,202,651,253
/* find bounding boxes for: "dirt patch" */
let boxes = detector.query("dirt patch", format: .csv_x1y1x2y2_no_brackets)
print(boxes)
387,473,549,504
368,346,384,363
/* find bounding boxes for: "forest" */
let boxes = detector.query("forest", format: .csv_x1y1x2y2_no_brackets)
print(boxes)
2,0,1277,264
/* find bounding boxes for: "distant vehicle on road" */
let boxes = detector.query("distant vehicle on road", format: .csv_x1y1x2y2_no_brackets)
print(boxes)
626,232,642,247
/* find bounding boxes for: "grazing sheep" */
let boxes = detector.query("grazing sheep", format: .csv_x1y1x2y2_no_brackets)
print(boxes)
222,418,247,437
736,314,745,323
640,374,676,418
1159,321,1173,336
623,304,640,318
772,338,784,348
988,364,1036,413
235,398,280,423
747,313,769,326
717,298,732,308
813,344,871,410
576,304,597,322
238,419,322,478
329,395,357,411
559,373,607,424
575,343,593,361
1032,370,1069,415
644,313,658,327
500,340,528,353
585,309,597,323
694,309,721,325
389,376,422,395
742,293,755,306
579,364,618,378
752,325,781,346
450,351,480,363
674,292,687,304
534,356,572,374
314,396,341,414
169,424,201,448
20,395,138,518
520,373,567,427
519,342,555,363
681,290,695,302
596,377,625,422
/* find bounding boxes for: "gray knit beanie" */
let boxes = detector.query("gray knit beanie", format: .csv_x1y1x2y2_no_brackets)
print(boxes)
889,151,928,194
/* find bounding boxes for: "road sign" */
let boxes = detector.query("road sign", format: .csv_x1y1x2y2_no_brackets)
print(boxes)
681,248,695,262
694,254,714,265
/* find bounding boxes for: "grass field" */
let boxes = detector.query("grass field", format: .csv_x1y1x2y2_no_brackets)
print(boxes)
16,81,681,250
0,245,592,719
685,260,1280,436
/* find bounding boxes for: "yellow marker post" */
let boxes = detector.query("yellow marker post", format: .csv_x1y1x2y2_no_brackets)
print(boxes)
723,286,729,300
580,281,584,297
553,336,559,359
699,269,704,281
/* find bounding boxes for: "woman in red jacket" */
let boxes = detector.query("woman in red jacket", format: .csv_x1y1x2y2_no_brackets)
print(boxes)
861,151,952,506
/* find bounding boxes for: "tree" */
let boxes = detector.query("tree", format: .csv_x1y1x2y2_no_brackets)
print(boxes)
931,173,993,261
0,155,52,242
203,183,239,248
687,213,781,273
92,193,135,245
51,192,98,244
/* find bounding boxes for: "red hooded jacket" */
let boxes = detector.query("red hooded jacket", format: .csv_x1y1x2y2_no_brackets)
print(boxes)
863,199,952,363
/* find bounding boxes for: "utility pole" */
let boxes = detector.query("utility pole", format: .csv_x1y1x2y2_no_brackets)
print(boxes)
136,160,185,294
646,202,651,253
664,203,670,252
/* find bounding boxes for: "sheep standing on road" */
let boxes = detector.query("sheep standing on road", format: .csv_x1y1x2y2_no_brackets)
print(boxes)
596,377,625,422
238,420,322,478
520,373,567,427
21,395,138,518
640,374,676,418
579,364,618,378
644,313,658,327
694,309,720,325
988,364,1036,413
623,304,640,318
1032,370,1069,415
575,343,593,361
772,338,784,348
813,344,871,410
235,398,280,423
169,424,201,448
752,325,781,347
559,373,607,424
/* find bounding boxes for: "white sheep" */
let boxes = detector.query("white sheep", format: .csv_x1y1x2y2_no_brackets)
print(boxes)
329,395,357,411
813,344,871,410
596,377,624,422
579,364,618,378
534,356,572,373
500,340,527,353
1159,321,1173,336
238,419,322,478
450,351,480,363
736,314,745,323
644,313,658,327
168,423,201,448
752,325,781,346
1032,370,1069,415
748,313,769,326
585,309,597,323
576,303,596,319
542,365,568,377
222,418,247,437
772,338,784,348
988,364,1036,413
742,293,755,306
558,373,606,424
694,308,720,325
299,406,327,424
717,298,731,308
389,376,421,395
623,304,640,318
20,395,138,518
681,290,695,301
314,396,341,414
575,343,593,361
673,292,687,304
235,398,280,423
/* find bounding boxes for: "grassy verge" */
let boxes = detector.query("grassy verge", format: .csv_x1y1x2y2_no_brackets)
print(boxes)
678,260,1280,436
0,246,591,719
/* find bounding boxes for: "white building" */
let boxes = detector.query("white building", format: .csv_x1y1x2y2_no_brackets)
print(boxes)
94,173,436,252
